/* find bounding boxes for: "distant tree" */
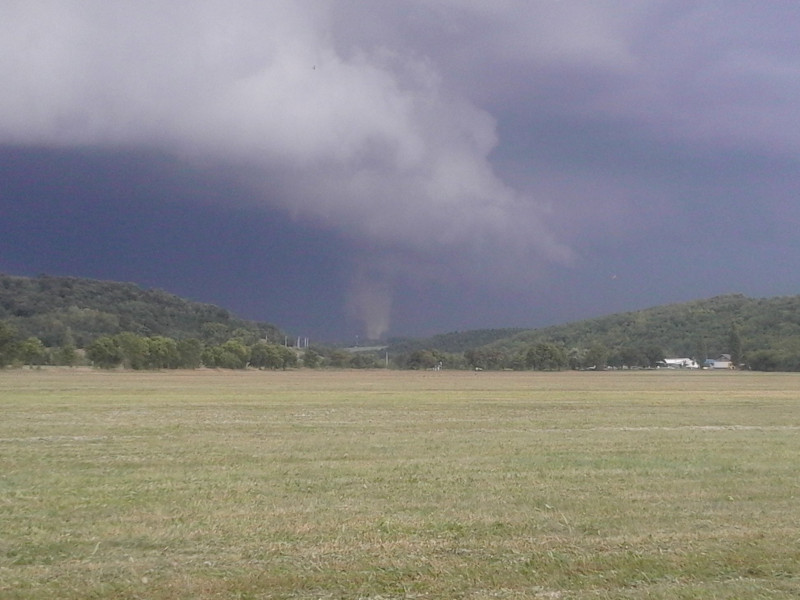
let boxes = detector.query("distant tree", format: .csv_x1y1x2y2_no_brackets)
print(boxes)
202,343,247,369
278,346,298,369
250,342,282,369
507,350,527,371
444,352,468,370
694,337,708,367
86,335,123,368
729,324,744,368
464,348,505,370
18,337,48,366
249,342,297,369
0,321,19,367
350,352,380,368
780,353,800,372
176,338,203,369
201,345,223,368
115,332,149,369
328,350,351,368
748,350,780,372
54,342,79,367
302,348,321,368
54,327,79,366
525,343,567,371
618,346,646,368
407,349,441,370
146,336,179,369
567,347,587,370
220,339,250,369
584,344,608,370
643,345,665,368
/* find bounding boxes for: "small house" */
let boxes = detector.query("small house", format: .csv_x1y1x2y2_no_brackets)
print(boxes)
704,354,733,369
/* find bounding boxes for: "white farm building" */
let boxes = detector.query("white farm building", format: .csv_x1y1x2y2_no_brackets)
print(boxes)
704,354,734,369
661,358,700,369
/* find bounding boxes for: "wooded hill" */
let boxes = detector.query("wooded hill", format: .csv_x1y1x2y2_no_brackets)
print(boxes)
385,293,800,371
0,273,282,348
2,273,800,371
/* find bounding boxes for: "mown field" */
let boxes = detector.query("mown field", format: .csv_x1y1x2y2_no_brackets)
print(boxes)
1,368,799,599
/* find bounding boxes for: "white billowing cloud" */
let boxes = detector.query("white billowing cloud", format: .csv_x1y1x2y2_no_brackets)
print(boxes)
0,1,572,328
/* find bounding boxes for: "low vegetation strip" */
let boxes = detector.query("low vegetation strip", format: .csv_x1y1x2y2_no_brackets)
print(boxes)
1,369,799,599
4,273,800,371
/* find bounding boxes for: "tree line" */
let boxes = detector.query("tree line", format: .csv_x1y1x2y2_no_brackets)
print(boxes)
4,274,800,371
399,342,664,371
0,318,780,372
0,322,306,370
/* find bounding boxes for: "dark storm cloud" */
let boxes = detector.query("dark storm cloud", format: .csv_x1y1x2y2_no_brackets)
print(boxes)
2,1,799,338
0,2,571,261
1,1,576,336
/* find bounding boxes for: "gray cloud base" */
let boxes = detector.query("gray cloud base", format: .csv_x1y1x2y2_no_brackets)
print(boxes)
3,1,798,337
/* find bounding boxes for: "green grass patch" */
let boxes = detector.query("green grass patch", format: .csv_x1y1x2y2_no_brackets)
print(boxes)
1,369,799,598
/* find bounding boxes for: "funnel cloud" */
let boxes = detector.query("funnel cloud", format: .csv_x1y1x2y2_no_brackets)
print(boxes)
346,265,393,341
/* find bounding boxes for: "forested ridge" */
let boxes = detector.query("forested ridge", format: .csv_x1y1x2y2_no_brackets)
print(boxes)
0,273,296,370
2,273,800,371
0,273,281,347
386,293,800,371
497,293,800,360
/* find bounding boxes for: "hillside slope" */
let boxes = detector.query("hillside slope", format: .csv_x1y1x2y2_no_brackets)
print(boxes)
386,294,800,369
0,273,282,347
497,294,799,358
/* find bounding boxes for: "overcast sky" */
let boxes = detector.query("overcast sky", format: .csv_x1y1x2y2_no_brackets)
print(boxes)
2,1,799,341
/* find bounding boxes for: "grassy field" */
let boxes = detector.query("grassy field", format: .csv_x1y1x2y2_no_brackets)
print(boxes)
1,368,799,599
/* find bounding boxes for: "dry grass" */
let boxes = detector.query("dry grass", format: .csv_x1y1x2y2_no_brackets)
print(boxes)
1,368,799,598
